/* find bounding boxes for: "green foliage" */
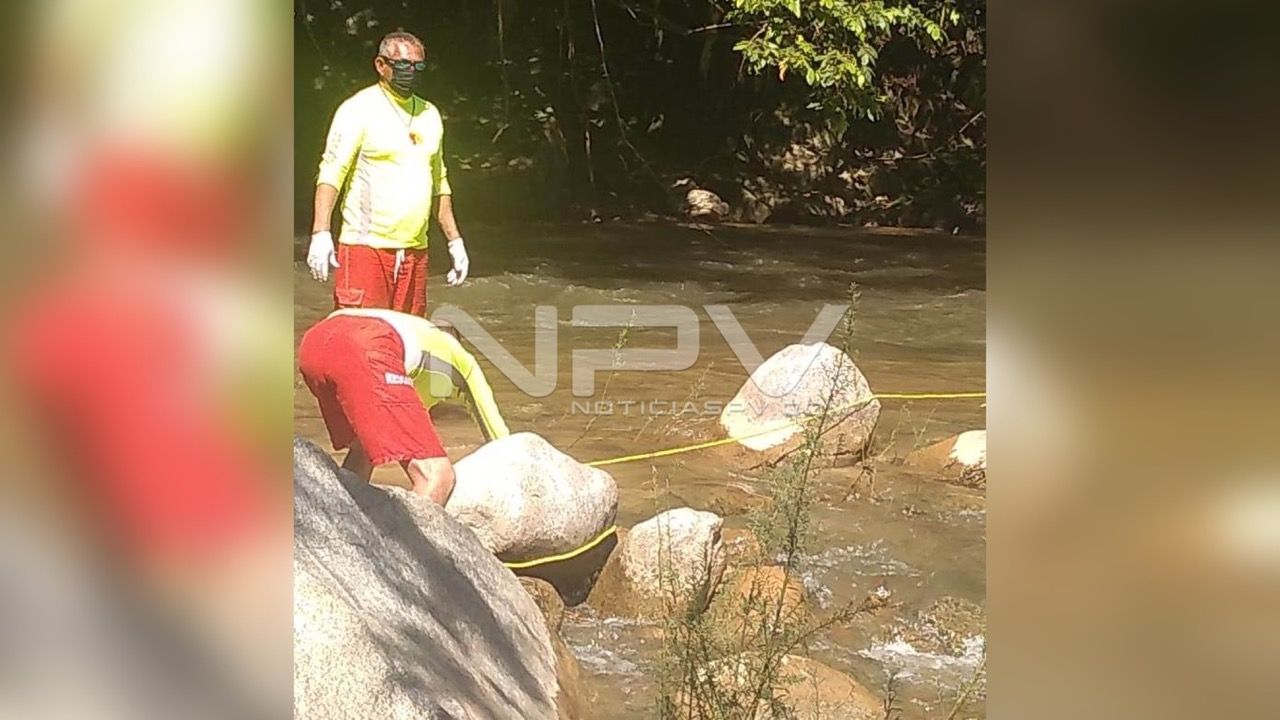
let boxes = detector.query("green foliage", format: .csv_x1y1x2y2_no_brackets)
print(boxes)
653,292,881,719
731,1,948,121
295,0,984,229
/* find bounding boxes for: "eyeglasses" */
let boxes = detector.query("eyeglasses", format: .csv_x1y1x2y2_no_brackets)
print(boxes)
379,56,426,72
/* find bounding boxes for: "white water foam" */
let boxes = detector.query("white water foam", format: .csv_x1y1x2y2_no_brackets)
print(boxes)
569,642,641,676
804,539,920,578
792,540,921,609
858,634,985,684
562,611,653,677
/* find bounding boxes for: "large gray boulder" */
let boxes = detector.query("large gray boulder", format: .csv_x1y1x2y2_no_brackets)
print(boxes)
587,508,726,619
719,342,880,467
293,438,585,720
448,432,618,564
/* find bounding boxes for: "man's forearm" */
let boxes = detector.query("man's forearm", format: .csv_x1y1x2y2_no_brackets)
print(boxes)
313,184,339,234
460,371,510,442
436,194,462,241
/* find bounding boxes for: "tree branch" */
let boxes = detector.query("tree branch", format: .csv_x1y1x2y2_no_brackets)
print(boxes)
689,21,739,34
602,0,690,37
589,0,664,187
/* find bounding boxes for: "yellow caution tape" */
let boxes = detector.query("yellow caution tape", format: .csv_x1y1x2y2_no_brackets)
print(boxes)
586,391,985,468
863,392,986,401
502,390,983,570
503,524,620,570
587,436,746,468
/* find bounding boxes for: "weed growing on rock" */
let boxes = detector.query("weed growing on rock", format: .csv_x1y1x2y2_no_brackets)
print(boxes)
654,287,884,719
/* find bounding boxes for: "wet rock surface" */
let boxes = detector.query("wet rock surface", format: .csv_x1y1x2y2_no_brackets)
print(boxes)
682,653,883,720
708,565,808,635
521,577,567,634
514,530,620,608
449,432,619,563
293,437,582,719
890,596,986,657
904,430,987,489
719,342,881,468
587,509,726,620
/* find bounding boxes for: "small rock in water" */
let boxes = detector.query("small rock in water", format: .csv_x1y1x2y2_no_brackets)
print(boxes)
675,179,730,221
863,582,894,612
709,565,808,634
519,577,566,634
587,508,727,620
904,430,986,489
889,596,985,657
684,654,882,719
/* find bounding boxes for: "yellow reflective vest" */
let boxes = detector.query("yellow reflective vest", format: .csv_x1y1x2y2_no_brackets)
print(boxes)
330,308,509,441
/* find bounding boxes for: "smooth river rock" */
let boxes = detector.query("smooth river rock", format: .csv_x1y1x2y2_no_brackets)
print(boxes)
719,342,880,468
683,654,881,720
760,655,882,720
519,577,566,634
904,429,987,487
588,508,726,619
683,186,730,221
448,432,619,564
708,565,808,636
293,437,586,720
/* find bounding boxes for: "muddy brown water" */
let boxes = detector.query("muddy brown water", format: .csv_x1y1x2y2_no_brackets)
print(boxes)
293,222,986,718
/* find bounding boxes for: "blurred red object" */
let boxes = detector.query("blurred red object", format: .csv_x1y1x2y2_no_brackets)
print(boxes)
13,277,270,567
74,147,250,258
10,147,270,568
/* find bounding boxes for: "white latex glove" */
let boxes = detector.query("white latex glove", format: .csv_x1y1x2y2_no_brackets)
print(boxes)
446,238,470,286
307,231,339,281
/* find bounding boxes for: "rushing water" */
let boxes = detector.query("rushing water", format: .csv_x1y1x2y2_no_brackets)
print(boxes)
294,222,986,718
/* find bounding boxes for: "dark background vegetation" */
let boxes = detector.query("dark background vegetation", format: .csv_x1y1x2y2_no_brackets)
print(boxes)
296,0,984,231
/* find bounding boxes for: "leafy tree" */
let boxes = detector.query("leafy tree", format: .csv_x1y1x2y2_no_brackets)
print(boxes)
730,0,949,126
294,0,985,229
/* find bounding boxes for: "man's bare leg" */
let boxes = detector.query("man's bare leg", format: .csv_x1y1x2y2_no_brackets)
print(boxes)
402,457,456,505
342,441,374,481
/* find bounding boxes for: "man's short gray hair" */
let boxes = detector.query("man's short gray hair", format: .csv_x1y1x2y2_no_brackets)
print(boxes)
379,31,424,57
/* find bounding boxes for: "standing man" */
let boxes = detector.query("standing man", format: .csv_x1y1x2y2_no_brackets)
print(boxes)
307,31,470,316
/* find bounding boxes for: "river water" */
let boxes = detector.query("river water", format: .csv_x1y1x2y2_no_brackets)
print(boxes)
293,222,986,718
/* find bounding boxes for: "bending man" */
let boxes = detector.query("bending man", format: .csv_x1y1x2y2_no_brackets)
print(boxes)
298,308,507,504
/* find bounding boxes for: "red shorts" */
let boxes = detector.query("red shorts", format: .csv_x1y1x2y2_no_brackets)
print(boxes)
14,275,269,565
332,244,428,316
298,315,446,464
